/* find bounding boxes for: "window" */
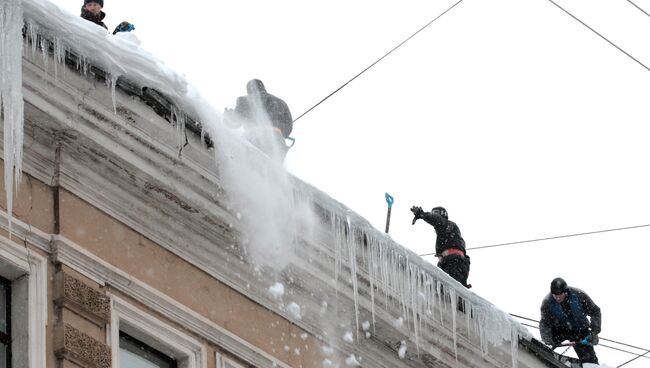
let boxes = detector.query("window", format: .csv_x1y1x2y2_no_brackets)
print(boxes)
119,332,177,368
0,276,10,368
110,295,204,368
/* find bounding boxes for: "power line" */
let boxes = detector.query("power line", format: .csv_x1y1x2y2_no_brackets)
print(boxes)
419,223,650,256
292,0,466,124
510,314,650,362
626,0,650,17
618,350,650,367
546,0,650,72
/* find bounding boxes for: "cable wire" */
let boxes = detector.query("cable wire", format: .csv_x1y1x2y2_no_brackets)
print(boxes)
618,350,650,367
510,314,650,361
626,0,650,17
546,0,650,72
418,223,650,256
292,0,466,124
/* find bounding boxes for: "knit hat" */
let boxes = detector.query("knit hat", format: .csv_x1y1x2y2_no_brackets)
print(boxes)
550,277,568,295
84,0,104,7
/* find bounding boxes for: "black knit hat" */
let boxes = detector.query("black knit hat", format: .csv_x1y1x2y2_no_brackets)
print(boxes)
84,0,104,7
550,277,568,295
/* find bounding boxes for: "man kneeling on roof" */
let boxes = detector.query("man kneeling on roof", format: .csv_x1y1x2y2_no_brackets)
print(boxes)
540,277,601,366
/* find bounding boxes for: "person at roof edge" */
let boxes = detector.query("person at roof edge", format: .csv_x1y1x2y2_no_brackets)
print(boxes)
80,0,107,30
410,206,471,288
80,0,135,35
540,277,601,365
224,79,293,161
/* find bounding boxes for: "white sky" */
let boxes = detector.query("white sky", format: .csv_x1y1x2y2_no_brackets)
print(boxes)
49,0,650,365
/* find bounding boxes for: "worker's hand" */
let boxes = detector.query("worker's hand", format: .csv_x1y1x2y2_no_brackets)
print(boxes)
410,206,424,224
590,333,599,346
113,21,135,34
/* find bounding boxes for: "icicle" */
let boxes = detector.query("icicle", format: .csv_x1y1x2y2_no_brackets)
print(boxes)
39,36,47,70
346,217,360,342
27,21,38,58
449,287,458,363
367,236,376,333
0,0,25,237
105,73,118,114
171,105,187,158
52,37,60,78
466,300,472,340
510,325,519,368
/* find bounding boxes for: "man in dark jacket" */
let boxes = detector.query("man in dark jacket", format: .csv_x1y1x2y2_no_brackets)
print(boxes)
540,277,601,365
225,79,293,160
411,206,470,287
80,0,108,30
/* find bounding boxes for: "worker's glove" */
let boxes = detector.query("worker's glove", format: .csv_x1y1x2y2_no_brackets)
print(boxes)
113,21,135,34
579,334,597,346
410,206,424,224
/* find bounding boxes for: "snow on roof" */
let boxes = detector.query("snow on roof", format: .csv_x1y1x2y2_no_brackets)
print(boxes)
13,1,544,366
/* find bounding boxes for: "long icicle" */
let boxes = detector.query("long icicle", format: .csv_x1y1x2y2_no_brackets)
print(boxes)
0,0,25,237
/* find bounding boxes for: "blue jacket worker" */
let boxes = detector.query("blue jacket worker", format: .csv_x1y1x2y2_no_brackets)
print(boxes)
411,206,470,287
540,277,601,365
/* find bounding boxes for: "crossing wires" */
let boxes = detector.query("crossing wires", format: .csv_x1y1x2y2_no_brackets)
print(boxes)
546,0,650,72
291,0,466,124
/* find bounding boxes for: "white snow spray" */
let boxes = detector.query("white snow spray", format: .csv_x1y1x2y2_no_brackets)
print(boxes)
0,0,25,236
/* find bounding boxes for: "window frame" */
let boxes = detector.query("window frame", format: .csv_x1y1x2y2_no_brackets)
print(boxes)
109,295,205,368
0,235,47,368
215,353,245,368
119,331,178,368
0,275,11,368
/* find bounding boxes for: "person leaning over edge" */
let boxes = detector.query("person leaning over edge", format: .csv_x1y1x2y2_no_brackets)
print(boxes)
80,0,108,30
540,277,601,365
410,206,471,288
80,0,135,35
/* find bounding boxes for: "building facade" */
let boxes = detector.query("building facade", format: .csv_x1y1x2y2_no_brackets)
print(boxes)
0,3,572,368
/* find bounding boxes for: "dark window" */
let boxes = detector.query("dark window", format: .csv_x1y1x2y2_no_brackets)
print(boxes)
119,331,177,368
0,276,11,368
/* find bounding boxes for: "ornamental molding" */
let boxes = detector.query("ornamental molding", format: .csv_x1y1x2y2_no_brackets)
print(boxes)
54,323,111,368
54,270,110,326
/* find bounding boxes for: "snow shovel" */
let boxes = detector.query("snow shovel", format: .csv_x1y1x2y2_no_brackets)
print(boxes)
384,193,394,233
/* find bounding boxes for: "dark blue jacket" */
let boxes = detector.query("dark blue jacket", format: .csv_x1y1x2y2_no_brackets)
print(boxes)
540,287,601,344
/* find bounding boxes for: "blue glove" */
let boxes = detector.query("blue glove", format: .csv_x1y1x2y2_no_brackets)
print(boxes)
113,22,135,34
579,335,592,345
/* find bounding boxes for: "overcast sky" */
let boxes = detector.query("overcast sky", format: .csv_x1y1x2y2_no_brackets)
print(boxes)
50,0,650,365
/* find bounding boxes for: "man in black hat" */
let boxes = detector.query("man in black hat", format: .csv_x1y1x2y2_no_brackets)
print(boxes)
539,277,601,365
80,0,108,30
410,206,470,287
